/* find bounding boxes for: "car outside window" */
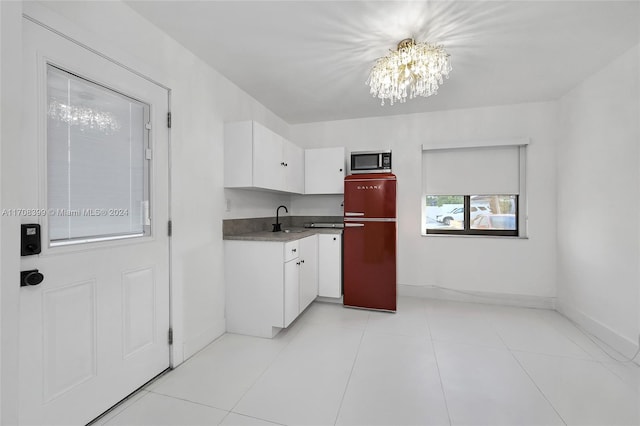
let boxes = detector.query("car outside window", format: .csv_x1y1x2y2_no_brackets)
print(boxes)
425,195,518,237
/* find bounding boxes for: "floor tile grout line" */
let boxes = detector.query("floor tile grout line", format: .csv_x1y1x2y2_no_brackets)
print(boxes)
537,311,608,362
422,299,435,342
507,347,615,363
332,314,369,426
429,336,453,426
145,331,296,417
220,411,287,426
542,310,637,364
145,389,230,412
103,388,281,426
226,317,307,416
217,410,233,426
599,361,640,396
501,334,569,426
424,298,453,425
95,390,151,426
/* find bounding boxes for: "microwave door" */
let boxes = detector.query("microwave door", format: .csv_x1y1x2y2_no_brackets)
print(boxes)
353,154,377,171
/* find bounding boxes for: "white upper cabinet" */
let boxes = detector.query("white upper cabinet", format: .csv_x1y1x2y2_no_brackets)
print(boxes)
305,147,346,194
283,140,304,194
252,121,283,191
224,121,304,194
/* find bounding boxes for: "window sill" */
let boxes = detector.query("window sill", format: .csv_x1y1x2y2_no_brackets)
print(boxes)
421,233,528,240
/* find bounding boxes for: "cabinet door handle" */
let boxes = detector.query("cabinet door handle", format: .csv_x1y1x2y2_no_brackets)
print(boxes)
301,259,305,264
292,248,297,253
333,237,336,241
281,162,286,166
296,261,301,265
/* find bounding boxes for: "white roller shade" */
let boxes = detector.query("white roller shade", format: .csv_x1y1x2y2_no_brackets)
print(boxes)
423,145,521,195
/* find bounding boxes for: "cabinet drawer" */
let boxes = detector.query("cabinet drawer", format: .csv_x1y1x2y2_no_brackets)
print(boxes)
284,241,300,262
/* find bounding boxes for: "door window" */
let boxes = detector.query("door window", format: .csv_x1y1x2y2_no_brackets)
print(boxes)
47,65,150,245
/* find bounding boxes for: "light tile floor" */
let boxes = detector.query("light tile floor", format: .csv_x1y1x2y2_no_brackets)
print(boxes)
95,297,640,426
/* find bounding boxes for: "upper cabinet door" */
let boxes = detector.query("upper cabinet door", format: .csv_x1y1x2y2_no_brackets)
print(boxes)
224,121,306,194
224,121,254,188
305,147,345,194
253,123,284,192
224,121,345,195
283,139,304,194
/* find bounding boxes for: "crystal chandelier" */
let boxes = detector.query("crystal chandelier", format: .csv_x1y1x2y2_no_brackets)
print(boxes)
367,38,452,106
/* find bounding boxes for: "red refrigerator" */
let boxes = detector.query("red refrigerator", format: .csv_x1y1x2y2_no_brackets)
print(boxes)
343,173,397,312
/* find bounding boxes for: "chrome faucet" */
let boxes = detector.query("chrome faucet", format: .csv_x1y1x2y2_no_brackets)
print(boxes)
273,205,288,232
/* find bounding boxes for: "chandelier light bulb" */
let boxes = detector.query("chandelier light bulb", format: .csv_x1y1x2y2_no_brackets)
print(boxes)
367,38,452,106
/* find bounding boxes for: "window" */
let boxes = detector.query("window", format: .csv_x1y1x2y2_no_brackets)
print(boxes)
47,65,150,245
426,195,518,236
421,140,527,237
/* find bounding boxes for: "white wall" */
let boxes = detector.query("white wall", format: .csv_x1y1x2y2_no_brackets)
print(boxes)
6,0,290,369
291,102,558,304
557,44,640,357
290,194,344,217
223,189,291,220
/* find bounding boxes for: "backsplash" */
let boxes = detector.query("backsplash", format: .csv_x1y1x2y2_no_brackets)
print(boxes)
223,216,342,236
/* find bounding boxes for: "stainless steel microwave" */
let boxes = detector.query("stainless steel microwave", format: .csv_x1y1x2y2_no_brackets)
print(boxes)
350,150,392,174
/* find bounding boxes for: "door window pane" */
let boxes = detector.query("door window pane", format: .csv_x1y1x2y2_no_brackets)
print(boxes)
47,65,150,245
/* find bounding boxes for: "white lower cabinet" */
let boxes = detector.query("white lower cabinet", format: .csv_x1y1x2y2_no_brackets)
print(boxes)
318,233,342,298
298,235,318,312
283,257,300,328
225,235,318,338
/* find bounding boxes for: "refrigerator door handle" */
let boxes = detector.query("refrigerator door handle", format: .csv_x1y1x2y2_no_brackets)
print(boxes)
345,212,365,217
344,223,365,227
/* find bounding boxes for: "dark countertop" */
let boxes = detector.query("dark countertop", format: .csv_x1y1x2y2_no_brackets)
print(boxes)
224,227,342,242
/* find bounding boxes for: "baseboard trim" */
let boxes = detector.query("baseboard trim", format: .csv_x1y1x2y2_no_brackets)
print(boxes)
182,319,225,361
315,296,343,304
398,284,556,310
556,301,639,364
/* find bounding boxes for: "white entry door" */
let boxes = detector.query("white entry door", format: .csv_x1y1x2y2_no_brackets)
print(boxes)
18,19,171,425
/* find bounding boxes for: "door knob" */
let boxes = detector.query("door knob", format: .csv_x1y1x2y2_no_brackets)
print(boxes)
21,269,44,287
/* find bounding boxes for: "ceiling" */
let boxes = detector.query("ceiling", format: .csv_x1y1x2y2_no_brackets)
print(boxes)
125,1,640,124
